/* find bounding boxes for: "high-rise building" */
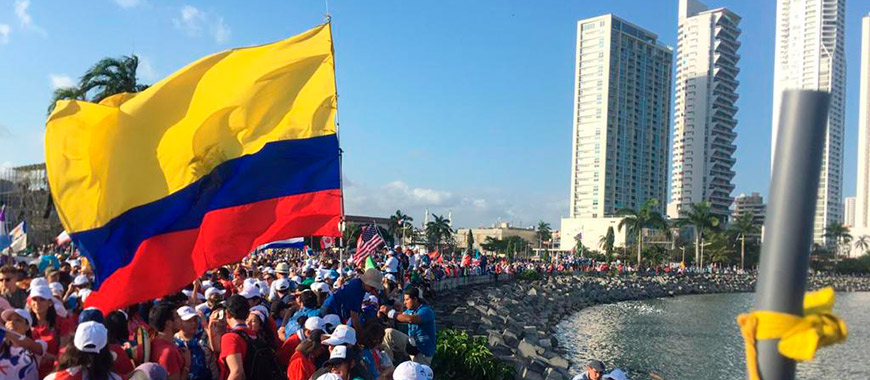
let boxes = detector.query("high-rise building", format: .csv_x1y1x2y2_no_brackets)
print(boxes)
733,192,766,227
568,14,673,220
668,0,741,220
770,0,846,244
856,15,870,233
844,196,856,227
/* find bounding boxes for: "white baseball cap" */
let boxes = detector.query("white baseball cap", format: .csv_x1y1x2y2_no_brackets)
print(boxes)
73,275,90,286
49,282,64,296
1,308,33,327
304,316,325,331
385,274,397,283
251,305,269,318
74,321,108,353
243,278,258,288
393,361,434,380
311,282,332,295
316,374,342,380
322,314,341,329
323,324,357,346
29,277,48,290
176,306,197,321
273,278,291,292
29,285,53,300
204,287,225,299
239,285,260,299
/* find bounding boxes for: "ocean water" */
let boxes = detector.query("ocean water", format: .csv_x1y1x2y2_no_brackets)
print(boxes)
555,292,870,380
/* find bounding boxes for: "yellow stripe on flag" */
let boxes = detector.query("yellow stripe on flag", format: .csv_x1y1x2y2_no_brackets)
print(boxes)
46,24,336,233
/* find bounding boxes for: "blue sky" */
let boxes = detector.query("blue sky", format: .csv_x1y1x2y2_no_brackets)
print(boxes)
0,1,866,229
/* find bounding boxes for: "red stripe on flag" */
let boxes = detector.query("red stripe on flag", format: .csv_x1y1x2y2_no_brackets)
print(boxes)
84,189,341,312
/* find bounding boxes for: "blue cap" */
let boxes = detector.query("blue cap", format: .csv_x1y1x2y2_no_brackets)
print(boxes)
329,270,340,279
78,307,104,324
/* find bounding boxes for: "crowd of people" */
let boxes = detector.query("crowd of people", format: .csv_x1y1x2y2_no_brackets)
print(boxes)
0,241,663,380
0,243,452,380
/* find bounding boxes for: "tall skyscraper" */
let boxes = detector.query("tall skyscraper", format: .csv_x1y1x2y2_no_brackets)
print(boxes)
856,15,870,233
668,0,741,220
844,196,856,227
770,0,846,244
569,14,673,219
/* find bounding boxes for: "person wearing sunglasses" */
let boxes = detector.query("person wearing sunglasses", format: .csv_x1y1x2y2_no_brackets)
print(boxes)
0,265,27,308
573,359,606,380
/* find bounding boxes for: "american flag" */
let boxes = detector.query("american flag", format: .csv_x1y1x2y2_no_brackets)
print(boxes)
354,225,384,266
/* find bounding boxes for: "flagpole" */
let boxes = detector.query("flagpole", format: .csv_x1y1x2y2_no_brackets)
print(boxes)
326,17,347,269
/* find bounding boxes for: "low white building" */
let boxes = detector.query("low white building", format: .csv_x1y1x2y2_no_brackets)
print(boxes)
560,217,628,251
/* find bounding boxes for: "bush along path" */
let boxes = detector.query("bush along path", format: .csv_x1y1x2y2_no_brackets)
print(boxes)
429,273,870,380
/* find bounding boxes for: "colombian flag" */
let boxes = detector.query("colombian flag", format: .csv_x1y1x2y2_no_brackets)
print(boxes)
45,24,341,312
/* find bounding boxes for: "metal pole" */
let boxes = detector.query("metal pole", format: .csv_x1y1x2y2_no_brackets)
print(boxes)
755,90,829,380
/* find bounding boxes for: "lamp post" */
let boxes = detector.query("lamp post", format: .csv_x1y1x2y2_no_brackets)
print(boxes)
755,90,829,379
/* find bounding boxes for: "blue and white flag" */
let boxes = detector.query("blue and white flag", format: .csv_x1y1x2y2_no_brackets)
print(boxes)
257,237,305,250
9,221,26,253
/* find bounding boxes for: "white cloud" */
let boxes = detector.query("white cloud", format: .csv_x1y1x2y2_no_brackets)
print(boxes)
14,0,46,37
113,0,143,8
214,16,230,44
384,181,454,206
0,24,9,44
137,56,158,82
173,5,230,44
49,74,75,90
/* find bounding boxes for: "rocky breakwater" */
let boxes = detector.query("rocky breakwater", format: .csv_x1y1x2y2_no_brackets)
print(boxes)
431,273,870,380
431,274,755,380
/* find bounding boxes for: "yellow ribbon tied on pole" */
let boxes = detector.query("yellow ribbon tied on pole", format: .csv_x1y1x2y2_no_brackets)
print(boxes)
737,287,847,380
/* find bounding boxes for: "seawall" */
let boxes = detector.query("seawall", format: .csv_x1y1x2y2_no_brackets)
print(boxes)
430,273,870,380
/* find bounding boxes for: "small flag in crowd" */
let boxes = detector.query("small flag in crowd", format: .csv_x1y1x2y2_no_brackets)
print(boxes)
321,236,335,249
0,205,9,250
354,224,384,266
258,237,305,251
9,221,26,253
56,230,72,246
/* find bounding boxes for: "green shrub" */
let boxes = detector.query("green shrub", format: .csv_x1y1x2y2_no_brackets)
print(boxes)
432,329,515,380
834,255,870,274
516,269,541,281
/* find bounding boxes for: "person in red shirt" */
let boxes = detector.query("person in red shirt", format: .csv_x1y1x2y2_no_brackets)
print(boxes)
148,303,189,380
286,330,325,380
277,316,325,368
29,285,72,379
44,321,123,380
218,295,256,380
104,311,135,377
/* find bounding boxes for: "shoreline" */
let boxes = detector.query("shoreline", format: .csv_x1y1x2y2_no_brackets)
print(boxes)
431,273,870,380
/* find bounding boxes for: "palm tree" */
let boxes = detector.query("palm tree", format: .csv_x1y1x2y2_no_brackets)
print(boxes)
729,212,760,269
425,214,454,254
823,223,852,262
388,210,413,245
598,226,615,262
79,55,150,103
854,235,870,256
616,198,667,268
674,202,720,267
465,229,474,254
47,86,86,114
535,221,552,249
48,55,150,114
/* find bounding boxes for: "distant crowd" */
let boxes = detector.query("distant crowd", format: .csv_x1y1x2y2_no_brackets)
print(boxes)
0,240,755,380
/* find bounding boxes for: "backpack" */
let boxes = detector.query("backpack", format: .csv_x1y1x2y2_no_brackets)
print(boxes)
231,331,285,380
